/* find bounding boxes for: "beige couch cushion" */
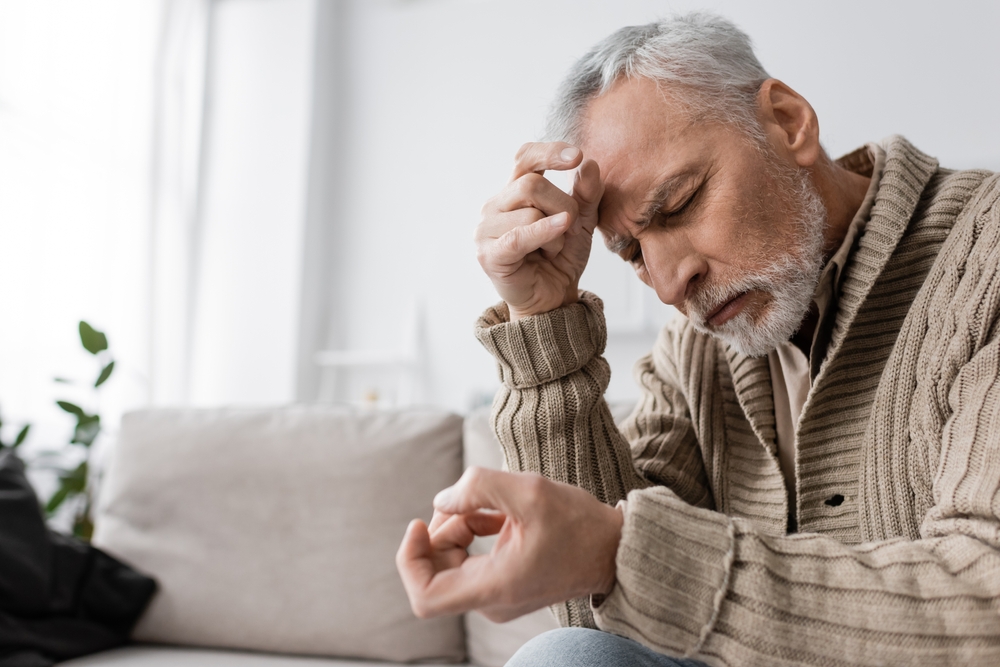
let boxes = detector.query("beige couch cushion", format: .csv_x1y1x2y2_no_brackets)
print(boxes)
93,407,465,663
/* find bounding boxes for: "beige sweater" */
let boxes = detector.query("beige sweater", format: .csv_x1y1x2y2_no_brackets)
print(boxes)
475,136,1000,666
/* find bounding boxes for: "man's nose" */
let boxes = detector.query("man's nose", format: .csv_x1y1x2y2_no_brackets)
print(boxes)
644,239,704,307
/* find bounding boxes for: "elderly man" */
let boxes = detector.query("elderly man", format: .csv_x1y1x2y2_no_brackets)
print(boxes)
396,13,1000,667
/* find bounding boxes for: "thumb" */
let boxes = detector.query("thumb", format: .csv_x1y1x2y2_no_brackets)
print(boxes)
434,467,521,516
571,159,603,232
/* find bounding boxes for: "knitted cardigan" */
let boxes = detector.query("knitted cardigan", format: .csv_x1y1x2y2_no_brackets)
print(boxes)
474,136,1000,666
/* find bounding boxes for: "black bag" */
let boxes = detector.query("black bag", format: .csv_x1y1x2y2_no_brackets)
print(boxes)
0,450,156,667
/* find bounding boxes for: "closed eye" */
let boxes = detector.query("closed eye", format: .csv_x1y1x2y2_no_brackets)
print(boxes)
658,185,700,223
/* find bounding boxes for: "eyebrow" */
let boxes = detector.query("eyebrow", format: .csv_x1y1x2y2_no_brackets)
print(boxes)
603,175,685,256
605,231,636,256
634,179,678,229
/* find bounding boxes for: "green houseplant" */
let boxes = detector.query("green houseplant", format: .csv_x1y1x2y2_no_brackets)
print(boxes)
45,321,115,540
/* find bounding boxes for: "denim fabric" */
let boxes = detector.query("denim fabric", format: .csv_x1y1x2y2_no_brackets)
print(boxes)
506,628,708,667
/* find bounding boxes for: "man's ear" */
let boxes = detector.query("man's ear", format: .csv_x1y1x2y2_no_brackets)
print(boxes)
756,79,821,168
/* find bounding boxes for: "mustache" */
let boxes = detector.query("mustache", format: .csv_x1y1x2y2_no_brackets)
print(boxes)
687,270,778,326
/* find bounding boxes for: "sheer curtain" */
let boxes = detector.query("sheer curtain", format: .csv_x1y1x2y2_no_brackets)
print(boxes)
0,0,319,461
0,1,163,456
148,0,212,405
0,0,222,471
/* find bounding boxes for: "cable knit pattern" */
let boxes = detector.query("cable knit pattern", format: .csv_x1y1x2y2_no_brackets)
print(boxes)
474,136,1000,665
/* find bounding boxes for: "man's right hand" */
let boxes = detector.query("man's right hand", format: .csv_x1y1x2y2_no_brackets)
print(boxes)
475,142,603,321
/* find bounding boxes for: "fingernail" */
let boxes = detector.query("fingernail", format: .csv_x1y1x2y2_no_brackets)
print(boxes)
560,147,580,162
549,212,568,227
434,487,454,509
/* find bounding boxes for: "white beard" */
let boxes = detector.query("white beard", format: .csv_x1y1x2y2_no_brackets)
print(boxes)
687,164,827,358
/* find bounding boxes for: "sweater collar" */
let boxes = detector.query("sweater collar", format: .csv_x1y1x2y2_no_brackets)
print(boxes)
815,136,938,381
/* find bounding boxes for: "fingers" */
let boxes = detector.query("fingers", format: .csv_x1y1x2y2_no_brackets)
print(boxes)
511,142,582,182
429,513,476,551
486,212,571,270
475,204,542,246
434,467,544,517
478,145,601,264
397,519,432,567
406,554,500,618
398,519,487,618
465,510,507,536
494,172,581,220
477,206,565,263
430,511,506,552
396,519,435,596
427,509,452,534
397,517,501,618
396,512,504,618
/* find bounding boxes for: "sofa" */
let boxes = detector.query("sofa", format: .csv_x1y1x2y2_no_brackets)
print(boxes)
58,403,632,667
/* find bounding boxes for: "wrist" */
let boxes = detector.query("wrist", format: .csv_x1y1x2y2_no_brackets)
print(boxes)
508,289,581,322
562,285,580,309
594,502,624,597
508,306,530,322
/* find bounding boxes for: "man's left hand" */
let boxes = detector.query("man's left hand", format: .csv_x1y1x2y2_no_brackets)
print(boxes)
395,467,623,623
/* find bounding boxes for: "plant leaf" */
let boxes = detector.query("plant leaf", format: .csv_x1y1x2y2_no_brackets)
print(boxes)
79,321,108,355
73,415,101,447
45,485,70,515
61,461,89,493
14,424,29,447
94,361,115,388
57,401,85,417
53,377,73,384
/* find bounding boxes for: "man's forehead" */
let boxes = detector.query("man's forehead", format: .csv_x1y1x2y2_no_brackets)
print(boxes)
578,77,692,151
577,78,728,255
580,84,696,189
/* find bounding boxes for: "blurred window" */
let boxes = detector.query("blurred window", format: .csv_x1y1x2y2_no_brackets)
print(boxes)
0,1,160,451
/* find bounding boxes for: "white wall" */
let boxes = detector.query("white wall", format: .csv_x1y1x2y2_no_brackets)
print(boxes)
312,0,1000,412
188,0,316,406
2,1,997,426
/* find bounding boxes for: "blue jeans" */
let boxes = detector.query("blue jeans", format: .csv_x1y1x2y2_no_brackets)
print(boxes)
507,628,708,667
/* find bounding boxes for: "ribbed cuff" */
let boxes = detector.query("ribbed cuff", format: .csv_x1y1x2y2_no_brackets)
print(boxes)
592,487,736,658
474,292,607,389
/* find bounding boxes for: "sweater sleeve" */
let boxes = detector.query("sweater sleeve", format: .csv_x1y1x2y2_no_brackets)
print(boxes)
623,326,715,511
474,291,712,628
596,477,1000,665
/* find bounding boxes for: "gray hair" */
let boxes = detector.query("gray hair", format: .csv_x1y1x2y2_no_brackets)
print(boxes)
545,13,770,145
